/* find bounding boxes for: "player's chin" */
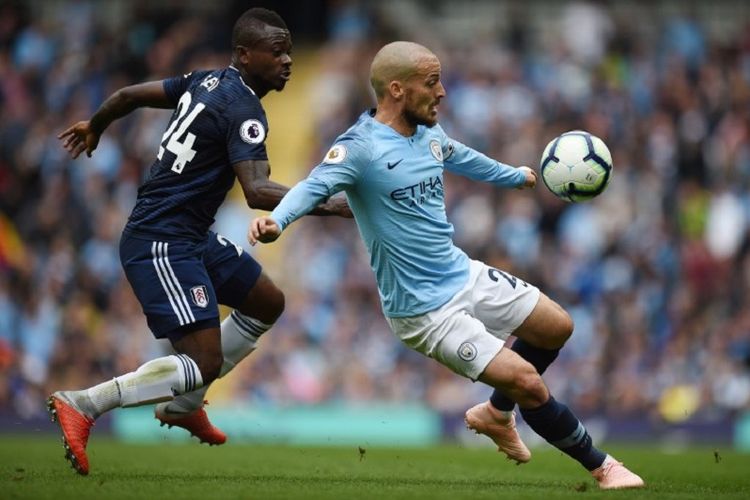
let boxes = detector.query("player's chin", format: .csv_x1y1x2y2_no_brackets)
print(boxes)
423,112,439,128
274,75,291,91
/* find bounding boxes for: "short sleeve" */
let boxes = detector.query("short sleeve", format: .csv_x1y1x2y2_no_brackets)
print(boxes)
223,98,269,164
307,136,372,194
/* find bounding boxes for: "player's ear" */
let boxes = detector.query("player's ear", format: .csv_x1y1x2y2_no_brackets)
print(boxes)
235,45,252,65
389,80,404,99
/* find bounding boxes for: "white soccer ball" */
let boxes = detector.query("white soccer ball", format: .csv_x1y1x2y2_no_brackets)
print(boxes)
539,131,613,202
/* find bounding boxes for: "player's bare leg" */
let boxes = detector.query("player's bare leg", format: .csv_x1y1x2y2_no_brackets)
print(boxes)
489,293,570,407
155,273,284,444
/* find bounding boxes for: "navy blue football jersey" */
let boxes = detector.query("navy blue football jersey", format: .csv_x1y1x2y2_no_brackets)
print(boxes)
126,66,269,240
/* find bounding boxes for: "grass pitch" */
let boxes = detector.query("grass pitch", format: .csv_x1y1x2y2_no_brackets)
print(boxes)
1,436,749,499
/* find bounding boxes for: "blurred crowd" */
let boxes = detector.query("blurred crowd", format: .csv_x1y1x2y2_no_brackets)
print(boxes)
1,0,750,429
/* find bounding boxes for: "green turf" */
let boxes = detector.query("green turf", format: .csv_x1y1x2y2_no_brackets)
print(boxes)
1,436,749,499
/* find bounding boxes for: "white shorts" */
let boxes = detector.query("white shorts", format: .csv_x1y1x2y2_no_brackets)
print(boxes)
386,259,540,381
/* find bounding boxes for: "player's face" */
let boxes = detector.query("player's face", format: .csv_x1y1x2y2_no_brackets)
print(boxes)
403,55,445,128
238,25,293,96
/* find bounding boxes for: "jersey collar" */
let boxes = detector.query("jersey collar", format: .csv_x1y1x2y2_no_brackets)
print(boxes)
365,109,426,140
229,66,256,96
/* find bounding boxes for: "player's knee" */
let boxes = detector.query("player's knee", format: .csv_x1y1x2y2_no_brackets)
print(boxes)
250,285,284,324
264,285,285,323
238,281,285,324
556,309,574,343
537,305,574,349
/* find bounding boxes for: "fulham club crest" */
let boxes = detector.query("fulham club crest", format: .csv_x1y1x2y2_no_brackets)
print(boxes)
190,285,209,308
240,119,266,144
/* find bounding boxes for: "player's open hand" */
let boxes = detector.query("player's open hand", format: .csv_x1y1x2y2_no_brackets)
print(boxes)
517,166,537,189
248,216,281,246
58,121,100,159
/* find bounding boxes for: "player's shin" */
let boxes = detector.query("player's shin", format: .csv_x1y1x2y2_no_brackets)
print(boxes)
163,311,273,413
71,354,203,419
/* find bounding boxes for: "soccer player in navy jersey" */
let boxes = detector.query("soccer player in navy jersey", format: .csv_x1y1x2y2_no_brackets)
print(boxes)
48,8,350,475
249,41,644,490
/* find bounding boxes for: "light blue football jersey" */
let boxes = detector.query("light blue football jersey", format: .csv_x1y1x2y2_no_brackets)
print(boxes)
271,110,526,317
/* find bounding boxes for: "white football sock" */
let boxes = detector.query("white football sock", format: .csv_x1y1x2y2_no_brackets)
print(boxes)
161,311,272,414
219,311,271,375
80,354,202,418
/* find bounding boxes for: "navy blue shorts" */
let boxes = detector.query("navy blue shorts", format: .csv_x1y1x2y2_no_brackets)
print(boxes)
120,231,262,339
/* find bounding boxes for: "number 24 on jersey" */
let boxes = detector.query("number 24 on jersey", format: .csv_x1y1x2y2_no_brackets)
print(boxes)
158,92,205,174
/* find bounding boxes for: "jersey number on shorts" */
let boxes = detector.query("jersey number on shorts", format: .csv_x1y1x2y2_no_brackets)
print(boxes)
216,234,243,257
488,267,528,289
158,92,206,174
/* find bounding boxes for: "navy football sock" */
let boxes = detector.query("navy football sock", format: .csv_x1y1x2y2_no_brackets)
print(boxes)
521,396,606,471
490,339,560,411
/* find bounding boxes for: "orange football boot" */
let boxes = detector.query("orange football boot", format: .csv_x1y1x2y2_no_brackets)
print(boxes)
47,392,95,475
154,401,227,445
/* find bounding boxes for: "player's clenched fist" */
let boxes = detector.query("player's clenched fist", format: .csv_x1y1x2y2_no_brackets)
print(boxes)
248,216,281,245
517,166,537,189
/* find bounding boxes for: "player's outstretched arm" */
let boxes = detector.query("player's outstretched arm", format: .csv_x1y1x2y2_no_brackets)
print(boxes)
248,216,281,246
440,131,537,190
58,81,173,159
234,160,352,217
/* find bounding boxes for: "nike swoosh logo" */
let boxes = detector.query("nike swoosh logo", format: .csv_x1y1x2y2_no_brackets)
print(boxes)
162,406,191,416
386,159,403,170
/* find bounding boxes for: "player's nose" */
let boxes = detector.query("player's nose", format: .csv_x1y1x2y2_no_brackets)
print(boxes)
436,81,446,99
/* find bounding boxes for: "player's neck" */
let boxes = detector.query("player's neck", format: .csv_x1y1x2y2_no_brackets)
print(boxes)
374,107,416,137
243,77,270,99
233,64,270,99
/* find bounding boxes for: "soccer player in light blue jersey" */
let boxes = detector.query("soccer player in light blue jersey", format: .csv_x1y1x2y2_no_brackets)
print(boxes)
250,41,644,490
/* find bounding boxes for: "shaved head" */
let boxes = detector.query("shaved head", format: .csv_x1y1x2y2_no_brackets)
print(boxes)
370,41,438,100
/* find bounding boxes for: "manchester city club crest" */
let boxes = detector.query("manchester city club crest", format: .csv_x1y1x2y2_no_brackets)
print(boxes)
190,285,209,308
429,139,443,161
458,341,477,361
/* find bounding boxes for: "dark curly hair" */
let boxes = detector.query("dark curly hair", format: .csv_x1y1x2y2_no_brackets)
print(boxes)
231,8,288,48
